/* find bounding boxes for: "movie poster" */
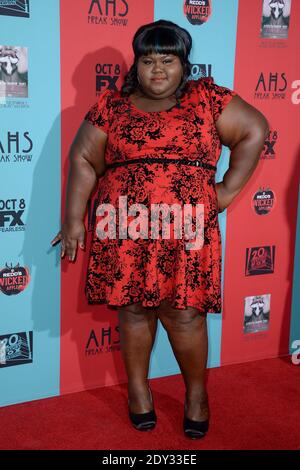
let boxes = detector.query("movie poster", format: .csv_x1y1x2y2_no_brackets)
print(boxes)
0,45,28,98
244,294,271,334
260,0,291,39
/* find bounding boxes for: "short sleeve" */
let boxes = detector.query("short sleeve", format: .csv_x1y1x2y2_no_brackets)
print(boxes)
200,77,237,122
84,88,113,135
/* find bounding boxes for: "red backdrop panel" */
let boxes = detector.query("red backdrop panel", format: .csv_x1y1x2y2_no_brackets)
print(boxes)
60,0,154,394
221,0,300,364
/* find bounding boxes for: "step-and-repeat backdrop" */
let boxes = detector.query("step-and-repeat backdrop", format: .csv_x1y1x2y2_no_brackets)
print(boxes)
1,0,299,406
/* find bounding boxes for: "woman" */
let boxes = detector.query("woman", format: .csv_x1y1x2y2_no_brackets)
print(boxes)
51,20,269,439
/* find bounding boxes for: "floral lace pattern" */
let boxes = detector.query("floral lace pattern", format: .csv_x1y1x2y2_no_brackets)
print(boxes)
84,77,237,313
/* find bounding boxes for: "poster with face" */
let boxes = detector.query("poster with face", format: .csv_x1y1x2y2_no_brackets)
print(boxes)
0,46,28,98
260,0,292,39
244,294,271,334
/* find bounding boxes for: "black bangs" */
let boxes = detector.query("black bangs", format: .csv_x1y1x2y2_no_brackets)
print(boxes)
133,27,186,61
120,20,192,99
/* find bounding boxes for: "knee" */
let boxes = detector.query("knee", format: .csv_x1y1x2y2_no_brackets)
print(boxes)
118,303,157,325
158,302,206,331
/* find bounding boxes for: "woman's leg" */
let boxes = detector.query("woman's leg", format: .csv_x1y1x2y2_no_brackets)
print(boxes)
118,302,158,414
157,299,209,421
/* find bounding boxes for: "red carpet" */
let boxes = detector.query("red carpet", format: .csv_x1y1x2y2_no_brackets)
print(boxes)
0,357,299,450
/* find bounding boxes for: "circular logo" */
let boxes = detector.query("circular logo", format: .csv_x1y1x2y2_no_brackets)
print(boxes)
0,263,30,296
183,0,212,26
253,188,276,215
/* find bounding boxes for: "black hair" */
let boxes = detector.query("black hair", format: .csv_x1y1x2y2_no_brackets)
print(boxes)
120,19,193,101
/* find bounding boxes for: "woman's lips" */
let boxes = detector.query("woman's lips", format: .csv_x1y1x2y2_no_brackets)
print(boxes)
151,77,166,81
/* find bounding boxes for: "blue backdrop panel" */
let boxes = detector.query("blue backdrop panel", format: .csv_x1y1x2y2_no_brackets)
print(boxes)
290,186,300,354
150,0,238,376
0,0,61,406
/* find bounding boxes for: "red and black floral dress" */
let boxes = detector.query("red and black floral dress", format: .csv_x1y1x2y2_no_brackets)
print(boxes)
84,77,237,313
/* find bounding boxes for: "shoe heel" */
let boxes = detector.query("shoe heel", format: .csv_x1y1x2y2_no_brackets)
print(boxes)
183,401,209,439
128,385,157,431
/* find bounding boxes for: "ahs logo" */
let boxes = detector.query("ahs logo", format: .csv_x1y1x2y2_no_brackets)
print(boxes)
256,72,287,92
0,131,33,154
88,0,129,16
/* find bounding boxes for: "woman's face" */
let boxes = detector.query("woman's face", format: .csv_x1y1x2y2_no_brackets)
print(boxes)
136,52,183,99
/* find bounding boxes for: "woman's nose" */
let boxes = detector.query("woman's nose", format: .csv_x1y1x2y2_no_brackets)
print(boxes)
152,62,164,72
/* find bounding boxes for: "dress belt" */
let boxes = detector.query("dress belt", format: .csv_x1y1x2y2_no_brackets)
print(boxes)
106,157,216,171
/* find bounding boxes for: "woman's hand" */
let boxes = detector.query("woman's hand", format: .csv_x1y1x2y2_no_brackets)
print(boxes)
215,181,238,213
51,219,86,262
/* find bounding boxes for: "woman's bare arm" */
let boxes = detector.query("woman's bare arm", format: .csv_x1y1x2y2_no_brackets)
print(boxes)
51,121,107,260
215,95,269,211
64,121,107,222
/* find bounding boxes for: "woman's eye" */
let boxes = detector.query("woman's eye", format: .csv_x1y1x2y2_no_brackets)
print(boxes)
142,59,172,65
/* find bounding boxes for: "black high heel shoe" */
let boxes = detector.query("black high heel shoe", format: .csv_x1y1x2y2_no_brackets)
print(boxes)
128,386,157,431
183,400,209,439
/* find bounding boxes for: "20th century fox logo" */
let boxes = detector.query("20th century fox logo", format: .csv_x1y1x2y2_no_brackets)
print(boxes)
0,0,30,18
